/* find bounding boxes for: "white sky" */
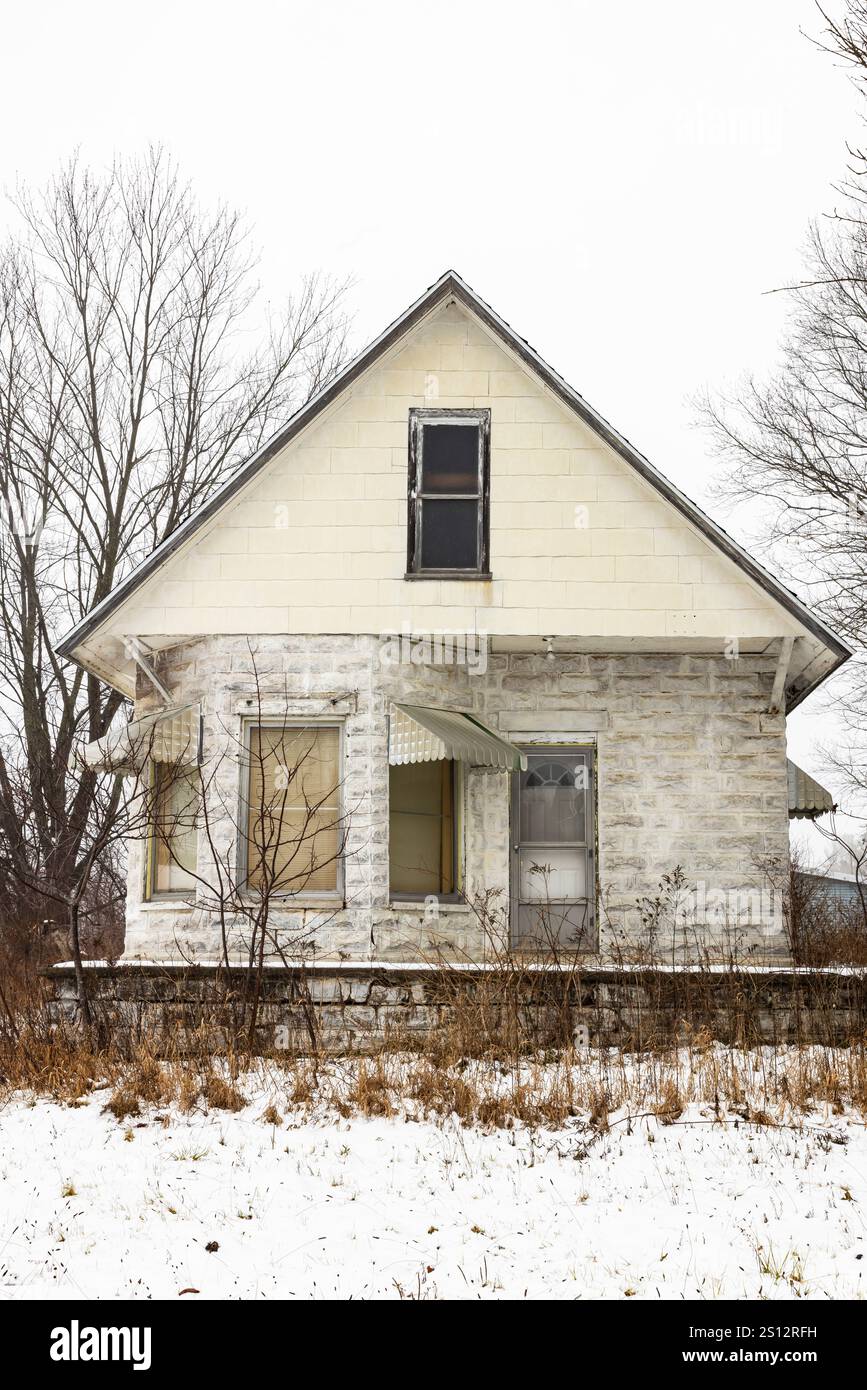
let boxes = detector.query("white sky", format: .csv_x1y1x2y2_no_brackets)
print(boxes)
0,0,860,863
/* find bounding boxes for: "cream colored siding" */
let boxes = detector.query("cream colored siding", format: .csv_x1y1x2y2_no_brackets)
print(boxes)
99,300,800,646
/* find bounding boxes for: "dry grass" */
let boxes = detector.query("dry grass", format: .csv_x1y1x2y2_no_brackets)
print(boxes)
2,924,867,1133
202,1073,247,1112
2,1007,867,1132
790,869,867,966
273,1042,867,1132
244,1041,867,1131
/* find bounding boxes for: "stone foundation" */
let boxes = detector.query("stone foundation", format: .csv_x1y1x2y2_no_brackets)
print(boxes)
46,962,867,1051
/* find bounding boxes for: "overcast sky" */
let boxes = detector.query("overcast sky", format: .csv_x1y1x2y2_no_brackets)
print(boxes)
1,0,860,858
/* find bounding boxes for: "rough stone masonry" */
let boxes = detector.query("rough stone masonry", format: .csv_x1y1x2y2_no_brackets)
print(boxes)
122,633,791,965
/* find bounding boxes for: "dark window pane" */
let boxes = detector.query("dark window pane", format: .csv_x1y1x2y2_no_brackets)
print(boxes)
421,424,479,494
420,498,479,570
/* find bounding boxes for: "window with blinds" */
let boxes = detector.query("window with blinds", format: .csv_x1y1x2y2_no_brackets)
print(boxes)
149,767,199,896
244,725,342,895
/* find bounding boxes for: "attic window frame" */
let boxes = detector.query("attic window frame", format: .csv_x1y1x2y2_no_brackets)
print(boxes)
406,407,491,578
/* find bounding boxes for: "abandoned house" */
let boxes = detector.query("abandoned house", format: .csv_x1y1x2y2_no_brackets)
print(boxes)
58,271,849,967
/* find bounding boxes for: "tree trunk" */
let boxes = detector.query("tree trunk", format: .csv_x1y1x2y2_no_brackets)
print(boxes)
67,898,93,1043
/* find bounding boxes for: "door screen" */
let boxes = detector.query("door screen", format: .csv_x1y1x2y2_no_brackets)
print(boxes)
511,747,595,948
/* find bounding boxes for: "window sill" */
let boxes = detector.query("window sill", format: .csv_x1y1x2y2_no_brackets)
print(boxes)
142,897,344,913
389,900,470,914
510,945,594,957
239,896,345,910
403,571,492,581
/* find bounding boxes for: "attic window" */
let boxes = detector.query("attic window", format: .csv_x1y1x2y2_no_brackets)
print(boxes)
407,408,491,576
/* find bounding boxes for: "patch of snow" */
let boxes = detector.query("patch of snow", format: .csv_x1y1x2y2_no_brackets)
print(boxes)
49,959,867,977
0,1077,864,1299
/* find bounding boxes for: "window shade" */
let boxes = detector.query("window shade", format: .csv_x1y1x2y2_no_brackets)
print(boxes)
245,726,341,894
152,768,199,894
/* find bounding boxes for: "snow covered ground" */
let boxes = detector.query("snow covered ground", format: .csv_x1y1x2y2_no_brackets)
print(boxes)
1,1072,866,1300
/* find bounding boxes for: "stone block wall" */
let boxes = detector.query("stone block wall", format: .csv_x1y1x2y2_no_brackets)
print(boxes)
123,634,791,963
46,963,867,1051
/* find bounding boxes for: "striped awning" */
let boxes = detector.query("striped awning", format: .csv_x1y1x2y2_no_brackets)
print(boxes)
389,703,527,771
72,704,202,775
787,759,836,820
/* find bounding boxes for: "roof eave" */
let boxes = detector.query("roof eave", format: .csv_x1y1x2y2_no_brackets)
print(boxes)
444,277,852,667
785,646,851,714
56,270,461,661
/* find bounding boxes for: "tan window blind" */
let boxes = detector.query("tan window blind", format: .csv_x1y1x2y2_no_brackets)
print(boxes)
246,726,341,894
151,769,199,895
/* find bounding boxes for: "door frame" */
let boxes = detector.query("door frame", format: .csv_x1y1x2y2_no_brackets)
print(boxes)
509,743,597,951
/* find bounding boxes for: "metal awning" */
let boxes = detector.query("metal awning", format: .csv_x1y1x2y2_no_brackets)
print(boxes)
72,703,202,775
787,758,836,820
389,703,527,771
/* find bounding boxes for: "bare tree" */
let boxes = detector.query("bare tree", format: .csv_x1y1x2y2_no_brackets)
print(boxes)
3,719,198,1040
695,3,867,870
698,5,867,653
0,149,350,954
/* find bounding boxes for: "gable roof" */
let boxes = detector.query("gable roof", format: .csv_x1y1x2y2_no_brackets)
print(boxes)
57,269,852,699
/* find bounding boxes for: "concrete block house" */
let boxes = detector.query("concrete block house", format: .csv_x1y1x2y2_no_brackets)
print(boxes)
58,272,848,969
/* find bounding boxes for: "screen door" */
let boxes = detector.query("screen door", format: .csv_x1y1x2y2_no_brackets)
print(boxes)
510,747,595,949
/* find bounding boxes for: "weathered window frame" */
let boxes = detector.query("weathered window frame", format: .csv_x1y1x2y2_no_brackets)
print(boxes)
144,764,200,901
237,718,345,903
406,408,491,578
